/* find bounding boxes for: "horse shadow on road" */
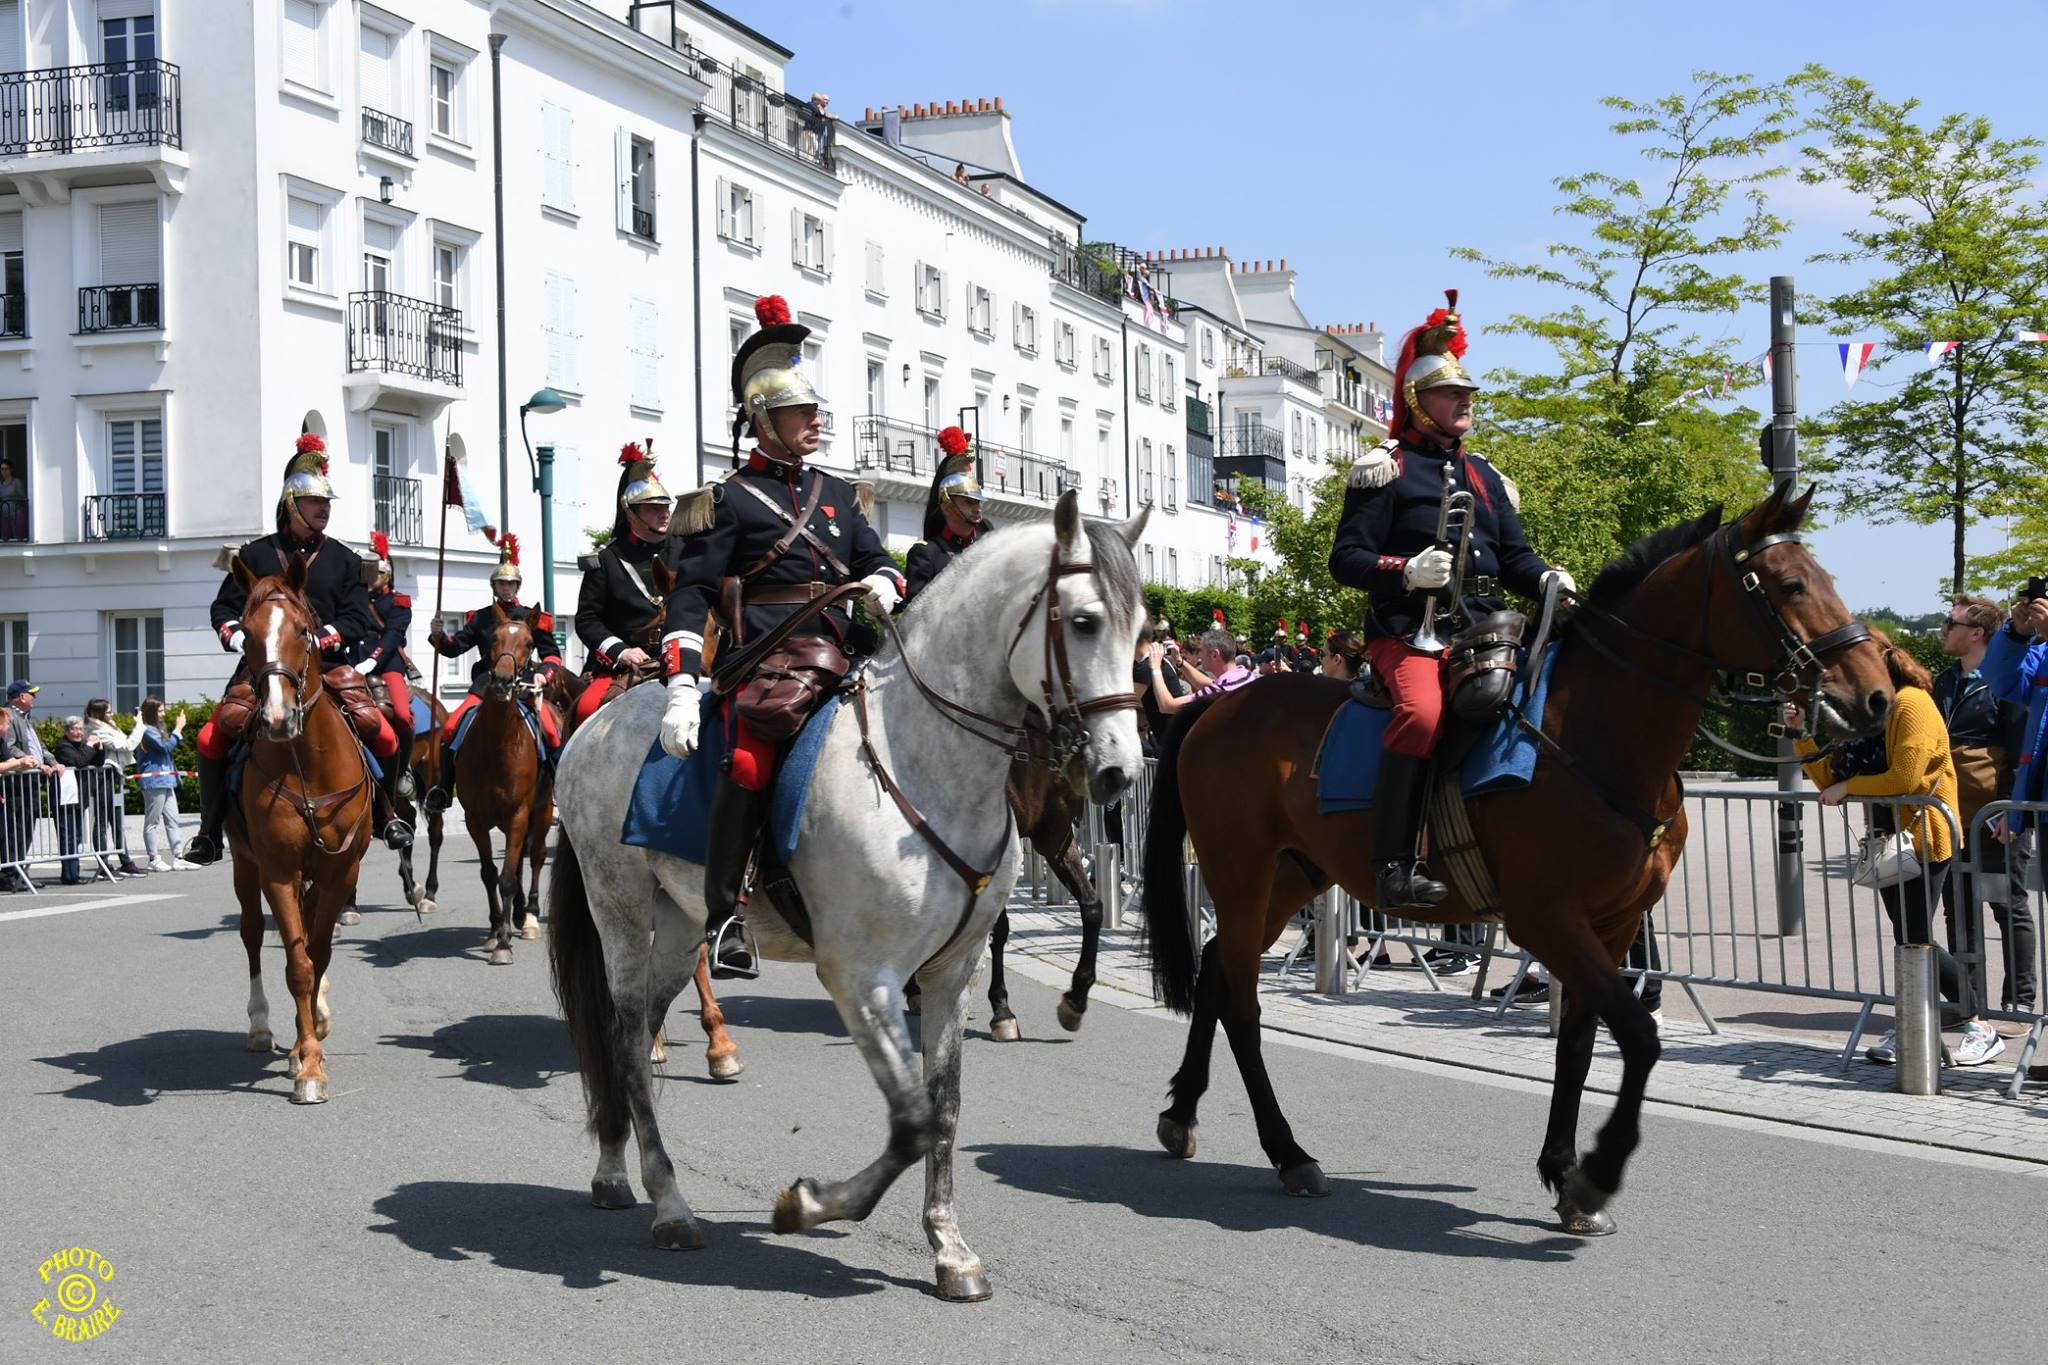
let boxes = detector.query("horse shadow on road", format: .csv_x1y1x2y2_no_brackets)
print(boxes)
380,1013,575,1091
368,1180,931,1298
33,1028,283,1106
349,923,500,970
710,992,849,1040
965,1141,1580,1263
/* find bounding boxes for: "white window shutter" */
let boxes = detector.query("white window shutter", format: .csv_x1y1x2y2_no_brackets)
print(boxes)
98,201,158,284
282,0,320,88
914,259,925,308
742,190,757,247
563,276,579,390
542,103,574,212
1011,300,1020,344
544,275,565,386
716,177,731,238
630,296,659,409
790,207,802,266
822,222,834,277
0,210,22,255
938,269,948,318
614,127,632,232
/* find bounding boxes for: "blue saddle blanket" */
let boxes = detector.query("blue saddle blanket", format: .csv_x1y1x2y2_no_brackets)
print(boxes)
1313,646,1558,814
620,691,843,868
409,694,433,738
451,698,547,755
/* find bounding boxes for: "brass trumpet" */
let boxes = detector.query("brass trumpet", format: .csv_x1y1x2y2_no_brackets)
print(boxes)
1410,461,1475,654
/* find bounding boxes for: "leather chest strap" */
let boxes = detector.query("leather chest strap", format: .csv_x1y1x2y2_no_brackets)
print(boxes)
730,473,853,584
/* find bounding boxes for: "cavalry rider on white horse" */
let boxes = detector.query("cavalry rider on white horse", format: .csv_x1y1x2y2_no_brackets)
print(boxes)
1327,290,1574,910
657,293,906,971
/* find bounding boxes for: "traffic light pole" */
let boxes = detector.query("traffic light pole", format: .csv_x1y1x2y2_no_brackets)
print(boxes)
1769,275,1805,936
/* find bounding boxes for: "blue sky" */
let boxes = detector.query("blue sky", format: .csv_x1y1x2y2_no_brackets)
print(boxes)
734,0,2048,612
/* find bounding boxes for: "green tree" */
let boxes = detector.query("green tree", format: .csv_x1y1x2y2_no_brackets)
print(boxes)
1233,471,1366,636
1799,73,2048,596
1451,70,1788,580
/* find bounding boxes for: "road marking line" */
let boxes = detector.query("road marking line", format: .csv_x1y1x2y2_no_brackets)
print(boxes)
0,893,183,923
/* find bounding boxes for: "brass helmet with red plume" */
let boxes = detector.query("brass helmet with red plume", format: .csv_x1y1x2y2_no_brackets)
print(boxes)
278,431,338,532
489,532,523,588
1390,289,1477,440
731,294,821,458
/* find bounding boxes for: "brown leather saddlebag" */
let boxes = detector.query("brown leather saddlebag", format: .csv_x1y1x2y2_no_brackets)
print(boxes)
734,637,849,742
212,681,259,745
1445,610,1527,720
324,665,389,744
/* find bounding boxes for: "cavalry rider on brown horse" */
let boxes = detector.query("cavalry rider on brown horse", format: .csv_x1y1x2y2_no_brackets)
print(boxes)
657,292,905,965
356,530,421,850
189,433,391,865
902,428,992,600
421,535,567,813
570,443,678,733
1328,291,1574,910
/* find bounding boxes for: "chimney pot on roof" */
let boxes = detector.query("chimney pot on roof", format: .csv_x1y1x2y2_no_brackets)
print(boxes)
1281,257,1288,271
994,96,1003,109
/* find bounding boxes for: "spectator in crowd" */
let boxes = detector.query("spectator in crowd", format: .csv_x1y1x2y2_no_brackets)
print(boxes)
1795,629,2003,1067
1134,623,1188,758
53,716,100,884
796,92,835,161
1935,593,2035,1011
953,162,970,186
1146,628,1249,719
133,698,194,872
83,697,146,877
1322,631,1366,681
2,680,59,889
0,455,25,540
0,689,46,891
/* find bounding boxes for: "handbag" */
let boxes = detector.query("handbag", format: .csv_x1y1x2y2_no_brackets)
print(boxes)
1851,830,1922,889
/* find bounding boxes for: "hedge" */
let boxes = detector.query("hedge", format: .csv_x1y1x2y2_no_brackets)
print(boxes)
31,700,216,814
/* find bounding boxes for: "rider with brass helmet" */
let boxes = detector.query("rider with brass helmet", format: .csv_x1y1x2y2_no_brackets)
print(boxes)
1328,291,1574,910
189,433,380,864
569,442,678,730
420,535,567,814
901,426,994,604
357,529,422,849
658,293,904,970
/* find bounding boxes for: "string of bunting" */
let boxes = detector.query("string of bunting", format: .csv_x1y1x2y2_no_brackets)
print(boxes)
1668,332,2048,403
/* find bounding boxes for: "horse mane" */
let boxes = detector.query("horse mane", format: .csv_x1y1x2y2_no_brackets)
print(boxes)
1576,505,1726,617
894,516,1144,654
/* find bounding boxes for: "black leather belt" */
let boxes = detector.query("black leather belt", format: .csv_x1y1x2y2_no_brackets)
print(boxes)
1457,575,1501,598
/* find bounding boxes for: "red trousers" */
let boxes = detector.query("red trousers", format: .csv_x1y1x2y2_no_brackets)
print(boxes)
198,707,397,759
379,670,413,733
572,675,612,727
442,694,561,749
1365,637,1446,758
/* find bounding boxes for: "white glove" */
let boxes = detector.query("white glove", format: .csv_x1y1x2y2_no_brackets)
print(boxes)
659,674,701,759
353,657,380,676
225,629,246,653
861,572,902,617
1542,567,1577,596
1402,547,1453,591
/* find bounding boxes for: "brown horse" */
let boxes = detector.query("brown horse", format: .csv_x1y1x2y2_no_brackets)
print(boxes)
395,689,450,916
1137,486,1892,1232
455,603,557,965
228,556,378,1104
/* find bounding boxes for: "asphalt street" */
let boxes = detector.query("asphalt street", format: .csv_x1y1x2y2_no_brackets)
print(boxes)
4,845,2047,1365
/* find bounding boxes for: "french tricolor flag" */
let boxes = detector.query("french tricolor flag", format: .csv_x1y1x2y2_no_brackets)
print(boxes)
1839,342,1876,390
2019,330,2048,343
1926,340,1959,365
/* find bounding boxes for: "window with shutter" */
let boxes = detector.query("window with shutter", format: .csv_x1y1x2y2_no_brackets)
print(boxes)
358,24,394,115
864,240,884,296
630,296,659,410
544,271,579,392
615,127,633,233
0,1,22,75
541,103,574,213
283,0,326,91
107,415,164,495
98,201,159,287
287,196,324,290
715,177,731,239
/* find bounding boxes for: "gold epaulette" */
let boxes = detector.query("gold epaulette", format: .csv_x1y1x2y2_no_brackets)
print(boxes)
1347,438,1401,490
853,480,876,524
674,475,727,535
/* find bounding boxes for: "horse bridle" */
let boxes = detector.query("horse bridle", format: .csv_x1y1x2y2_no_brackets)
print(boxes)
248,588,323,724
242,588,371,856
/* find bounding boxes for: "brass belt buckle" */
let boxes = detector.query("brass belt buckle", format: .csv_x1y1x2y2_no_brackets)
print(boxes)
810,581,828,601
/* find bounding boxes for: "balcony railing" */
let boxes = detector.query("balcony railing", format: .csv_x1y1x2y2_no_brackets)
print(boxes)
853,416,1078,505
78,283,160,332
361,106,413,157
1217,426,1284,461
977,438,1082,505
1052,239,1122,306
0,60,182,155
0,498,28,543
373,475,423,547
0,293,24,338
83,492,165,541
347,291,463,385
631,204,655,239
696,58,832,170
1185,395,1212,437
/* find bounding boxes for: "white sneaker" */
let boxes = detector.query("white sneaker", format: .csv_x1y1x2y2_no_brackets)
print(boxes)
1952,1021,2007,1068
147,858,174,873
1866,1030,1897,1065
171,859,201,871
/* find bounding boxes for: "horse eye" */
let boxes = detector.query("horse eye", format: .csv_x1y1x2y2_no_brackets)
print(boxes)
1781,579,1805,597
1072,615,1101,637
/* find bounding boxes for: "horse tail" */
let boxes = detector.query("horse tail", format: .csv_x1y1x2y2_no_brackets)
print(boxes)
1137,695,1224,1015
547,830,628,1144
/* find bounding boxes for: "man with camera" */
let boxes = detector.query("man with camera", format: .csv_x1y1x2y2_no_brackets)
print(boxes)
1981,580,2048,1011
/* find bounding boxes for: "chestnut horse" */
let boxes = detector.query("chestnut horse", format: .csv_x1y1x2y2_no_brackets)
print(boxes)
228,557,378,1104
395,689,449,917
455,604,557,966
1138,486,1892,1232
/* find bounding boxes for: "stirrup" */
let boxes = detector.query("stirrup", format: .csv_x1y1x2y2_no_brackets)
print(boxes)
183,832,223,866
707,915,760,981
383,818,414,851
397,770,417,803
422,787,452,815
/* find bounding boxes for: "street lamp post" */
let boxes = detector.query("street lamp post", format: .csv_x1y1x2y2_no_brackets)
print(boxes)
520,386,568,615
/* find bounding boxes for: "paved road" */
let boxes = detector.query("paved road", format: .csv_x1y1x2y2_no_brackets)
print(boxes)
4,848,2046,1364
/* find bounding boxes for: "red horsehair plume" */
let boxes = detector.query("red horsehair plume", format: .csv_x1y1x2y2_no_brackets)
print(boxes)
1212,607,1225,624
370,531,390,559
937,426,971,456
296,432,326,455
619,442,647,466
754,294,792,327
1423,288,1467,359
501,533,520,566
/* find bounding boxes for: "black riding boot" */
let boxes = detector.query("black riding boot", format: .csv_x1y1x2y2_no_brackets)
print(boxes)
1372,751,1447,909
382,729,415,850
704,775,770,979
423,738,456,815
184,749,230,866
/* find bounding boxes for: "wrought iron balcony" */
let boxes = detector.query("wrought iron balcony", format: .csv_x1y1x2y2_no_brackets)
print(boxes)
347,291,463,386
361,106,413,157
696,57,832,170
1185,396,1212,437
78,283,160,332
853,416,1078,505
0,60,182,155
1052,239,1122,306
0,293,24,339
631,204,655,239
1217,426,1284,461
82,492,165,541
373,475,424,547
0,498,28,543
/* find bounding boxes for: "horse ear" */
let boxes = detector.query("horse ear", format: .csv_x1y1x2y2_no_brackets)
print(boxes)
1779,483,1816,530
1118,504,1151,548
492,598,509,624
283,552,308,592
231,555,258,593
1053,488,1083,560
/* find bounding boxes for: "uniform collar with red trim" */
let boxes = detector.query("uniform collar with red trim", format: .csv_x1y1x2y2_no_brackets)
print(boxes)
747,447,803,480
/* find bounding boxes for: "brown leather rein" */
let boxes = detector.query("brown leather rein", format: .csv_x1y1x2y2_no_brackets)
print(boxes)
241,587,373,857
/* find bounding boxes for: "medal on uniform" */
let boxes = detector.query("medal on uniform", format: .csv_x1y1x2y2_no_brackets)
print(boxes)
823,503,840,537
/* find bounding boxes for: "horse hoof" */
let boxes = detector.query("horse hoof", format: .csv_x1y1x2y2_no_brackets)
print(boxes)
338,909,361,926
520,915,540,941
1558,1206,1619,1237
291,1076,328,1104
708,1052,746,1082
990,1017,1021,1043
1156,1114,1197,1160
1556,1167,1617,1235
1279,1161,1329,1198
489,945,513,966
651,1218,707,1251
416,898,436,917
590,1178,636,1210
649,1039,668,1065
1056,998,1086,1032
935,1265,993,1303
771,1179,822,1233
314,1016,331,1042
245,1031,273,1053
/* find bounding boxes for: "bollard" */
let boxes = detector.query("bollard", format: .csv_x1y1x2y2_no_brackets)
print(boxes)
1894,944,1941,1096
1313,891,1347,996
1097,844,1122,930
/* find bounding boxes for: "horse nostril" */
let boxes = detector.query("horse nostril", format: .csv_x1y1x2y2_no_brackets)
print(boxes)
1868,689,1890,719
1094,765,1129,800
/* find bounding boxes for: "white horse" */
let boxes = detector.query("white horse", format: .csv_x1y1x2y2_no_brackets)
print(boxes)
549,492,1147,1301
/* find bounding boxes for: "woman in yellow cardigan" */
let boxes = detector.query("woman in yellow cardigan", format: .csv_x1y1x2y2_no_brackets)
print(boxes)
1792,630,2003,1068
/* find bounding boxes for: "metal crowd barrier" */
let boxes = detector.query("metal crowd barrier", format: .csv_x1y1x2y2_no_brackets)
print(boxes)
1961,800,2048,1098
1,765,130,892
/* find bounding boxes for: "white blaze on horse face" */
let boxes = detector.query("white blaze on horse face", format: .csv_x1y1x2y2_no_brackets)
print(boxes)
262,607,290,731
